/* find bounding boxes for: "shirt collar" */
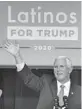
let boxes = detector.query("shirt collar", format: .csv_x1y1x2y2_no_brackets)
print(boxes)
57,80,71,90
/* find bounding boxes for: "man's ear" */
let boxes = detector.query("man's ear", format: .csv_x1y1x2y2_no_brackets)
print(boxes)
69,66,73,74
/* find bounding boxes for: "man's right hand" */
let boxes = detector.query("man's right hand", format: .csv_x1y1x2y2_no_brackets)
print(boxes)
3,40,20,57
2,40,23,65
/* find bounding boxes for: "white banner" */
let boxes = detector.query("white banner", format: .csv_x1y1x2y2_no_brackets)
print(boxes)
7,26,78,40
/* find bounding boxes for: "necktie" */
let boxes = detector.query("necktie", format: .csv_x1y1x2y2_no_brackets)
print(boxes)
58,85,65,106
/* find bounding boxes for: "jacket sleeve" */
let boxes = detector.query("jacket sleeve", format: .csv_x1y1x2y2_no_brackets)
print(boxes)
17,64,44,92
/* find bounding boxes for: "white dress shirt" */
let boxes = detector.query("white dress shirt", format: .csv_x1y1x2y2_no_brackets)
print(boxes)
57,80,71,97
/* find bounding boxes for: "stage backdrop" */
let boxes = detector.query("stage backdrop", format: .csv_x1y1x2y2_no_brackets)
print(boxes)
0,1,81,67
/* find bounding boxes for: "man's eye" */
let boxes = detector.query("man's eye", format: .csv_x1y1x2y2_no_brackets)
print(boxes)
60,65,64,68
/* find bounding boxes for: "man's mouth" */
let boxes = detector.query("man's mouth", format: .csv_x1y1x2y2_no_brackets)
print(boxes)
57,73,63,76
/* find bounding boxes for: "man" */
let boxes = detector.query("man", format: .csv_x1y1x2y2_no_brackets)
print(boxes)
3,40,81,109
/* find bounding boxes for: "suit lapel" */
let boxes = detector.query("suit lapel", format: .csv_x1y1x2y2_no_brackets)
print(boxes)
50,79,57,100
68,81,75,98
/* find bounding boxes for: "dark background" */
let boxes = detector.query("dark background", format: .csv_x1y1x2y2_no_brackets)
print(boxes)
0,66,81,109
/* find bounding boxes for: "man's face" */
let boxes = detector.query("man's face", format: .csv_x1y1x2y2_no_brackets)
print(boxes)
54,58,71,83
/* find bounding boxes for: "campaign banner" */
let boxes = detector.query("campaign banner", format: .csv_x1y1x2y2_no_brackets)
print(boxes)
0,1,81,48
6,2,80,41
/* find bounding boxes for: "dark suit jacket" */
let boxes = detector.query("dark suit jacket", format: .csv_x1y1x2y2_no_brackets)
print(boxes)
18,64,81,109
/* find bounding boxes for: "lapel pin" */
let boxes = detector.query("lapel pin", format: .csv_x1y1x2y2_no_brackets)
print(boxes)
71,92,73,95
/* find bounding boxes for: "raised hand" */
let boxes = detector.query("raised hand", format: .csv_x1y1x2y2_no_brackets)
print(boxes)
2,40,20,56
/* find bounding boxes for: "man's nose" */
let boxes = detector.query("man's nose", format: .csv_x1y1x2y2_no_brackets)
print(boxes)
57,66,61,71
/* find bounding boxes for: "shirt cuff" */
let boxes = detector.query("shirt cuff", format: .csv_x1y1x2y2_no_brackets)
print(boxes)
16,62,25,72
0,89,2,97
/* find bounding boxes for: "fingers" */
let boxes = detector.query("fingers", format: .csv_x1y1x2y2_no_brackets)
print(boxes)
5,40,13,46
2,40,13,48
2,40,19,53
2,42,9,50
2,45,9,53
2,40,11,53
3,42,10,49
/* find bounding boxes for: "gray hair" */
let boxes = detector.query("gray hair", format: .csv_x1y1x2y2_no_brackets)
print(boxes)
54,56,72,68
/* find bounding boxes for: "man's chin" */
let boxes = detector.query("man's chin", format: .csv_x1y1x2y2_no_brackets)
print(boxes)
57,77,64,82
